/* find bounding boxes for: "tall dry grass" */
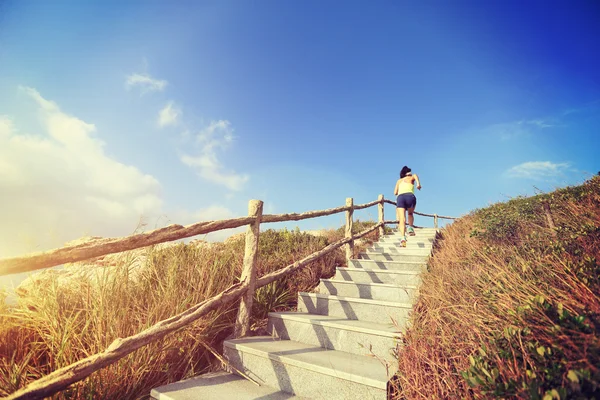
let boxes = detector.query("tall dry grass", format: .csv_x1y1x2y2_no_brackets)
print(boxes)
0,223,378,399
395,177,600,399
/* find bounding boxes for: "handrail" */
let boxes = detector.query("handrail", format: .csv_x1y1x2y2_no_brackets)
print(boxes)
383,199,456,220
0,200,383,277
2,193,454,399
4,223,382,400
0,216,256,276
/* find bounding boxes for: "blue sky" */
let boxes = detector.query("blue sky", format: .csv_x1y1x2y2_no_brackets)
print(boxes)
0,0,599,260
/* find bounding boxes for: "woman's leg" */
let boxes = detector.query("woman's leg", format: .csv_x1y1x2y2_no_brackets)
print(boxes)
408,207,415,227
399,207,407,238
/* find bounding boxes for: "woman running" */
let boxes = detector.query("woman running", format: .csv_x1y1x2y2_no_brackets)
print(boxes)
394,166,422,246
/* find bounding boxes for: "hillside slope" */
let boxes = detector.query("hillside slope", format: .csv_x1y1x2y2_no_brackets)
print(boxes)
396,176,600,399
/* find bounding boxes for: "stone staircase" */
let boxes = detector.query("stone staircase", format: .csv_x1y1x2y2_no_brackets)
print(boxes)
151,228,437,400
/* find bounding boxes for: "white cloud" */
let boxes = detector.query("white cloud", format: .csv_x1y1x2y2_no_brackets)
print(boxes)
525,119,554,129
181,120,249,191
0,88,164,258
125,73,167,94
484,119,554,141
505,161,571,180
158,101,181,127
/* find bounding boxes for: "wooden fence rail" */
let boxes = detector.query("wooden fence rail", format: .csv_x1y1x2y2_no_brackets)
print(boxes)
383,199,456,228
2,194,455,400
0,200,383,277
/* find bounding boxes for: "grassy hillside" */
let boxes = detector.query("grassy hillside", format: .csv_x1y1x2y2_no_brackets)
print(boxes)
0,221,378,398
4,174,598,400
396,176,600,399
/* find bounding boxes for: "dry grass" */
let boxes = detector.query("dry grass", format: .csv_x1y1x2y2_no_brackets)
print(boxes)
395,177,600,399
0,223,378,399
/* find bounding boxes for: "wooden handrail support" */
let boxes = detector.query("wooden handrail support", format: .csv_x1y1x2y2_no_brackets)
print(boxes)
234,200,263,338
345,198,354,261
377,194,385,237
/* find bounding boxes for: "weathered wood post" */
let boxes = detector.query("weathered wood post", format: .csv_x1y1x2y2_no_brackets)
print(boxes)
234,199,263,338
434,214,438,229
542,201,558,238
345,197,354,261
378,194,384,238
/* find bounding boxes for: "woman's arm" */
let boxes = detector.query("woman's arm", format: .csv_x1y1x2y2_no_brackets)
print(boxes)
413,174,422,190
394,180,400,196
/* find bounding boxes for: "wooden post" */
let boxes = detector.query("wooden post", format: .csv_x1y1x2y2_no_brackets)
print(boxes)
345,198,354,261
378,194,384,238
434,214,438,229
542,201,557,238
234,199,263,338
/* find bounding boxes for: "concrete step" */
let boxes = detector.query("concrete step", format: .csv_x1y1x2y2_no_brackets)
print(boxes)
382,232,437,240
367,247,431,256
358,252,428,263
318,279,417,303
224,337,390,399
375,237,433,244
298,292,412,326
349,258,425,272
378,237,434,246
267,312,401,363
151,371,302,399
389,228,438,233
370,244,432,253
334,267,422,286
378,241,433,249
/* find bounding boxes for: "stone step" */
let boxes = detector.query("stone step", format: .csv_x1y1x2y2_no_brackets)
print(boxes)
388,228,439,235
224,337,390,399
383,232,437,240
318,279,417,303
375,237,433,244
298,292,412,326
370,244,432,253
349,258,425,272
378,237,434,245
372,240,432,247
367,246,431,256
267,312,400,363
334,267,422,286
150,371,302,399
358,252,428,263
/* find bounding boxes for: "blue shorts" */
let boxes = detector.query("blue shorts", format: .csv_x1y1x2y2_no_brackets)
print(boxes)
396,193,417,209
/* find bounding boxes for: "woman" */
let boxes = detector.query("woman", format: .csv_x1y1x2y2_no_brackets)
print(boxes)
394,166,422,246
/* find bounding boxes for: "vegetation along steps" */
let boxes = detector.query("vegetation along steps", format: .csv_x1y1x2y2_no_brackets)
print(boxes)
151,227,438,399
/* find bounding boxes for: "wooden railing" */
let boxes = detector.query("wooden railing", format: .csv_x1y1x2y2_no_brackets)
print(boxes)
382,199,455,229
0,195,455,400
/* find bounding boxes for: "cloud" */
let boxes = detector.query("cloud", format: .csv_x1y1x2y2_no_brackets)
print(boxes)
181,120,249,191
158,101,181,127
505,161,571,180
125,73,167,94
485,119,554,141
561,100,600,117
525,119,554,129
0,88,164,257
